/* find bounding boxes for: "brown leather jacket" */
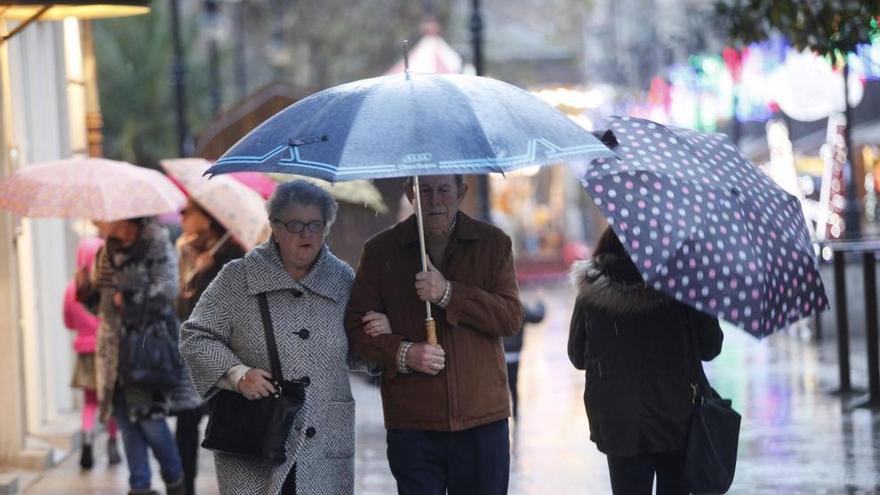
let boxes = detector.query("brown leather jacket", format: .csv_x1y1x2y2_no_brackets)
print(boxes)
345,212,523,431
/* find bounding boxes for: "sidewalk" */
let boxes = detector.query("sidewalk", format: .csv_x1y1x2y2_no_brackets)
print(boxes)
23,282,880,494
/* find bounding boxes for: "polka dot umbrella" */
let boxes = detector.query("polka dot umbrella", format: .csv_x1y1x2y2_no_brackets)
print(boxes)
579,116,829,337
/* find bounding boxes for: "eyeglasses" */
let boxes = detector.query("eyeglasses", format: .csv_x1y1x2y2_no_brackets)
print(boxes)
273,219,325,234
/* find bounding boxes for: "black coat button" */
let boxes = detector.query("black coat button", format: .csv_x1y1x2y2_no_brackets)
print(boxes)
305,427,316,438
299,329,310,339
301,376,311,386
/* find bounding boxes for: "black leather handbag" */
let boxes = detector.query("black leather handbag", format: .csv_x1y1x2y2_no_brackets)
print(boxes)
683,324,741,494
201,292,306,464
120,313,183,389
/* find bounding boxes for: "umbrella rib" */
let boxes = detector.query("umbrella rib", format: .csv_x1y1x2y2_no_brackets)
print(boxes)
445,78,500,172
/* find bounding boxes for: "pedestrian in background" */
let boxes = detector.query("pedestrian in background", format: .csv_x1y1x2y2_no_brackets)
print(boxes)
79,217,197,495
504,300,544,418
65,236,120,470
174,199,246,495
346,174,524,495
181,180,380,495
568,227,723,495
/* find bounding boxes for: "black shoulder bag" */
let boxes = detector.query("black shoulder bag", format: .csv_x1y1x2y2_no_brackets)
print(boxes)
684,322,741,494
120,312,184,389
201,292,307,464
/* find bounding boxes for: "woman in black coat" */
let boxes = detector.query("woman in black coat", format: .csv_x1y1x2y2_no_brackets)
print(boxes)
568,227,723,495
174,199,246,495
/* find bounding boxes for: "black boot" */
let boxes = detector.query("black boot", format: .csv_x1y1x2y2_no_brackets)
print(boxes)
79,432,94,470
165,477,185,495
108,436,122,465
79,443,93,470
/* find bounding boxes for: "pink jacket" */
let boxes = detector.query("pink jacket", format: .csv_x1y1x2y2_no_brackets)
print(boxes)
63,237,103,355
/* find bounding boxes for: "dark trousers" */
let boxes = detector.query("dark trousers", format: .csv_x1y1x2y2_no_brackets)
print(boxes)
387,419,510,495
506,362,520,417
606,450,687,495
174,407,204,495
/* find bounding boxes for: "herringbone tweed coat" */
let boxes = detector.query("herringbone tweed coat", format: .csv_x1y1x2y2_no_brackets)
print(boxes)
180,240,361,495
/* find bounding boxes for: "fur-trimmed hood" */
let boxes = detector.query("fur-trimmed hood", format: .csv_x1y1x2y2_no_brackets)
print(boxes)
570,254,671,315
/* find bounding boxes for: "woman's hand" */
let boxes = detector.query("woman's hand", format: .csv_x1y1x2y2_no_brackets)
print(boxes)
237,368,277,400
362,311,392,337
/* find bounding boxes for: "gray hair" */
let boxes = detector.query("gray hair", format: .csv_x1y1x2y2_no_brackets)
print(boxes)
266,180,338,229
404,174,465,190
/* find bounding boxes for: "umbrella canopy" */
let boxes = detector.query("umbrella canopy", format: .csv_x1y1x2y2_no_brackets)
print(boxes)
580,117,828,337
0,157,184,221
206,72,615,181
160,158,269,250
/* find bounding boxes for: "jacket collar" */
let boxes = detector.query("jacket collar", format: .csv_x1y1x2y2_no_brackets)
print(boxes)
396,211,481,246
570,254,671,315
243,239,346,302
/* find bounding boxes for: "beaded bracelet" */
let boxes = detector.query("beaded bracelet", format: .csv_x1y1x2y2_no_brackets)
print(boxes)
437,281,452,308
398,341,414,373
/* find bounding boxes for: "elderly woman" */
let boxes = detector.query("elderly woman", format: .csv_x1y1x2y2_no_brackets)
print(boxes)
180,180,381,495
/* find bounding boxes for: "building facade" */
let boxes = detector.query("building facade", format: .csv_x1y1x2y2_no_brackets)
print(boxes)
1,14,85,492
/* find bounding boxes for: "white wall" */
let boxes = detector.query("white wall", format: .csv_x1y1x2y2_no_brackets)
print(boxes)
7,20,78,432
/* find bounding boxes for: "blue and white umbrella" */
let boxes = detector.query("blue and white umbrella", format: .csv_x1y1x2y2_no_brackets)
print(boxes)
580,116,828,337
207,72,615,344
206,72,615,181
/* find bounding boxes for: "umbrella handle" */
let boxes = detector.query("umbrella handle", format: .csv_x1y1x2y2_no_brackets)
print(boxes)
425,318,438,345
413,176,441,347
412,175,433,321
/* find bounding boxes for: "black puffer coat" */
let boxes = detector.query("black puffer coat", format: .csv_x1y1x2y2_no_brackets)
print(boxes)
568,254,723,457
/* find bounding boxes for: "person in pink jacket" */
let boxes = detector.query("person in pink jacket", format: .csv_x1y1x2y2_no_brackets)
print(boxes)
64,236,121,470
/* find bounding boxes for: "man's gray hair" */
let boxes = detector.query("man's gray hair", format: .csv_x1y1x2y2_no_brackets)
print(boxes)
266,180,338,229
404,174,465,190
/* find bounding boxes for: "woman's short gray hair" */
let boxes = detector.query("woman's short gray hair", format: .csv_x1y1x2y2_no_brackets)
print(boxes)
266,180,338,229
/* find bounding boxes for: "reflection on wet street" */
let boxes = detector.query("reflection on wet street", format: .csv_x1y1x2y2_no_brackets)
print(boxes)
25,281,880,494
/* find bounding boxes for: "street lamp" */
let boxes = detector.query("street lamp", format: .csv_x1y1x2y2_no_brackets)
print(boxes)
169,0,192,157
202,0,226,116
469,0,490,222
1,0,150,42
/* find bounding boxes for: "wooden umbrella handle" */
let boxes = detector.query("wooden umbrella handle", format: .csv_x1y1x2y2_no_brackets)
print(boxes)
413,175,441,347
425,318,438,345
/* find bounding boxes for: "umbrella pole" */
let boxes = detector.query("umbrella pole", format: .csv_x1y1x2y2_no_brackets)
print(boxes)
412,175,439,345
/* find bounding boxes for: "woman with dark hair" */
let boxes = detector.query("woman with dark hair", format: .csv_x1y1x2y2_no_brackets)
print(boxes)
80,217,198,495
175,199,246,495
568,227,724,495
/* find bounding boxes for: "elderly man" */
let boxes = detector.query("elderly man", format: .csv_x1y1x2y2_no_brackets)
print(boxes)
346,174,523,495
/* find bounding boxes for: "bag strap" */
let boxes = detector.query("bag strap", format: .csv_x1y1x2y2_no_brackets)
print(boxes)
256,292,284,384
686,311,711,404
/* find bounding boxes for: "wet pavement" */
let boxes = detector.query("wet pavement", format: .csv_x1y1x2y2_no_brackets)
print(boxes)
23,281,880,494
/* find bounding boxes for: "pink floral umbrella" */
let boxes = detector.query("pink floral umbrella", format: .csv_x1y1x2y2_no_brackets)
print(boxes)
228,172,276,200
0,157,185,221
160,158,269,250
